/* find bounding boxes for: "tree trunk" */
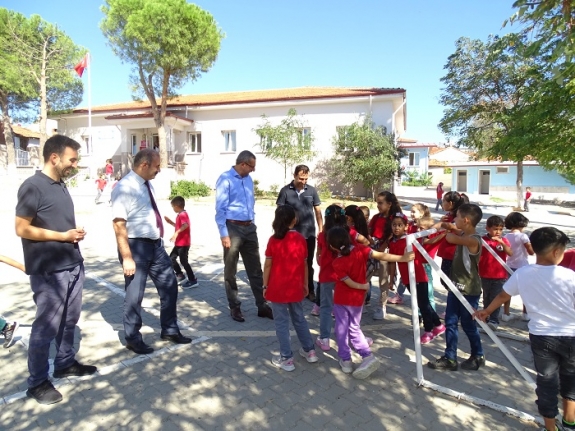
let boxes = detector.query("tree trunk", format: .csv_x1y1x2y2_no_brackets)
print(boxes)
157,124,168,168
0,95,16,170
516,160,523,208
39,39,48,156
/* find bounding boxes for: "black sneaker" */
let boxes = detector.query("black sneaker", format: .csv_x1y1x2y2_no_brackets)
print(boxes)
562,417,575,430
26,380,63,405
428,355,458,371
176,274,186,282
53,360,98,378
460,355,485,371
3,321,19,348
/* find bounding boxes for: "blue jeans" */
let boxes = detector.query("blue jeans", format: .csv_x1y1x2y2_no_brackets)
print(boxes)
444,292,483,361
28,264,84,387
424,263,436,311
121,239,180,343
530,334,575,419
270,301,314,359
481,278,505,324
319,282,335,339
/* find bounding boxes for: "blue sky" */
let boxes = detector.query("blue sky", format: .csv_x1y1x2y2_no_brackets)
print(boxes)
1,0,518,144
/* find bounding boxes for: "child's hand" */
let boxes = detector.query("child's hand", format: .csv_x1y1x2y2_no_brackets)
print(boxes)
440,215,450,222
303,285,309,297
473,309,489,322
164,216,173,223
170,234,177,243
399,251,415,262
492,236,503,243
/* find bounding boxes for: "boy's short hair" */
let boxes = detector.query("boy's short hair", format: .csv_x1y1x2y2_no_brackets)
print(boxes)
457,203,482,227
170,196,185,208
530,227,570,255
486,215,504,228
504,212,529,230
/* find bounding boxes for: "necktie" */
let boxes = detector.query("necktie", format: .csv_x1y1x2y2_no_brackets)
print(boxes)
144,180,164,238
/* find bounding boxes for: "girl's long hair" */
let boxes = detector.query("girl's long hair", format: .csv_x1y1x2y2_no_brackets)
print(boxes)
272,205,296,239
412,203,431,219
327,226,352,256
345,205,369,237
324,204,348,232
378,191,403,241
443,191,467,219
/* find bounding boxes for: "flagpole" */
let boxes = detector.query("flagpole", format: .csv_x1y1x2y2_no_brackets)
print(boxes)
87,52,92,161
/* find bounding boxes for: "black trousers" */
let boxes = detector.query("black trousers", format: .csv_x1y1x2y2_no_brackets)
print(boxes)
170,246,196,281
306,236,316,295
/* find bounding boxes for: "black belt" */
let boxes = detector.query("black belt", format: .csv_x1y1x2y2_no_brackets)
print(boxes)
131,237,161,244
227,220,252,226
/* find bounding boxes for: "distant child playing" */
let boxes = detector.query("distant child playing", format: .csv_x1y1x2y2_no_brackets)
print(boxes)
386,213,445,344
95,175,107,204
164,196,198,288
524,186,532,212
428,203,485,371
327,226,414,379
478,215,513,331
475,227,575,431
105,159,114,181
0,254,25,348
502,212,534,322
264,205,318,372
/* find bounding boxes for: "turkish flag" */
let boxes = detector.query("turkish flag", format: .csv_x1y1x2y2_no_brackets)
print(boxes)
74,54,88,77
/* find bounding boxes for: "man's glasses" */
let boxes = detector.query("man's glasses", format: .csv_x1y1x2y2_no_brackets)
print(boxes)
244,162,255,170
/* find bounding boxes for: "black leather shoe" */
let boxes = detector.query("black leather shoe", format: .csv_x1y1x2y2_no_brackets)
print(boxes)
26,380,63,405
230,307,245,322
161,332,192,344
126,341,154,354
257,304,274,320
53,360,97,378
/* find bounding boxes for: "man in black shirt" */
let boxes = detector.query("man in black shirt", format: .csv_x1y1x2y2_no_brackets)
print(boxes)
276,165,323,301
16,135,97,405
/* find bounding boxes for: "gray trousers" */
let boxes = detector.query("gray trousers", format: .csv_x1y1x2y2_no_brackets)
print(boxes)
223,222,266,309
28,264,84,388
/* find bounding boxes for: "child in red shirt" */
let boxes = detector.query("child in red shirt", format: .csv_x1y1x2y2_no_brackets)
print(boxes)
328,226,414,379
479,215,513,330
164,196,198,288
437,191,468,288
387,214,445,344
264,205,318,372
524,187,532,212
95,175,107,204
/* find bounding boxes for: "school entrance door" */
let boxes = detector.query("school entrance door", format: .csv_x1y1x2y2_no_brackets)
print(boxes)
457,170,467,192
479,170,490,194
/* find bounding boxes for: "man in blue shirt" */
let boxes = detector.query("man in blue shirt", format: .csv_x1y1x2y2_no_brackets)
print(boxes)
215,150,273,322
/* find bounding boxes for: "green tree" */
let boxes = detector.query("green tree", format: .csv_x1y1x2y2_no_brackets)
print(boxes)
101,0,224,168
331,116,398,200
439,35,542,206
254,108,316,182
2,10,85,155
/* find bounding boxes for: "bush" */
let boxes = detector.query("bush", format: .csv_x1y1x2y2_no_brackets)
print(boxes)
317,182,332,201
443,167,452,174
269,183,279,195
253,179,265,198
401,171,433,187
169,180,211,199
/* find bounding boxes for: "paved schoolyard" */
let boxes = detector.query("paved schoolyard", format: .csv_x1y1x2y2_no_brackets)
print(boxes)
1,180,571,430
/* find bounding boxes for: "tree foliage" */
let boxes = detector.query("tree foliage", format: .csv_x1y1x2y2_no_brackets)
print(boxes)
101,0,224,168
254,108,316,182
331,116,398,200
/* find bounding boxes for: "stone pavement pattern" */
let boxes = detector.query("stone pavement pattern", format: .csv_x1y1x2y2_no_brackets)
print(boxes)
2,181,568,430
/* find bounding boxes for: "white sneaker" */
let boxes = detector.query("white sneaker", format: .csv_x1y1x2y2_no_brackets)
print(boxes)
521,312,530,322
299,347,319,363
500,313,512,322
373,306,386,320
487,321,499,331
271,356,295,371
352,354,380,380
315,337,331,352
339,359,353,374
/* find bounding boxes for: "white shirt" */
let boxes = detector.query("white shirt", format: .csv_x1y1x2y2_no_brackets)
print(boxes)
504,231,530,269
504,264,575,336
111,170,161,239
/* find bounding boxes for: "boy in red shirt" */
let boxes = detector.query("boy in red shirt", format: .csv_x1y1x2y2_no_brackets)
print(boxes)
478,215,513,330
524,187,532,212
164,196,198,288
95,175,107,204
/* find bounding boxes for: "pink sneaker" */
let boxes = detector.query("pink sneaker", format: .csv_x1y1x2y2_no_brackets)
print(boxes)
432,324,446,337
310,304,320,316
388,295,403,305
315,337,331,351
420,332,435,344
365,337,373,346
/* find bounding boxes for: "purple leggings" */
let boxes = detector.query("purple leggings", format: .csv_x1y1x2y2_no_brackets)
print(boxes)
333,304,371,361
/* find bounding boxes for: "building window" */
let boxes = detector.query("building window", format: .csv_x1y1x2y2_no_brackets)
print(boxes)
131,135,138,155
496,167,509,174
188,132,202,154
222,130,236,152
257,132,272,151
81,135,92,155
408,152,420,166
298,127,312,149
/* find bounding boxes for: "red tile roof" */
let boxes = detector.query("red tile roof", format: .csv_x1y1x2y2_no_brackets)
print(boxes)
11,124,41,139
104,112,194,123
73,86,406,114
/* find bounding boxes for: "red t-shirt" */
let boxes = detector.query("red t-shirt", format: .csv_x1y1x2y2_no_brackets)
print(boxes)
479,235,511,279
105,163,114,175
436,185,444,200
317,231,338,283
265,230,308,303
437,213,456,260
332,245,371,307
407,221,418,234
175,211,191,246
560,249,575,271
369,214,388,240
388,236,428,284
525,191,532,200
95,178,107,190
422,231,442,258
